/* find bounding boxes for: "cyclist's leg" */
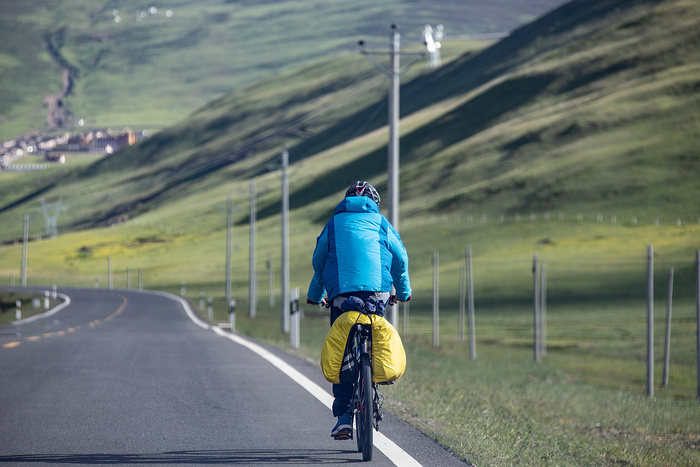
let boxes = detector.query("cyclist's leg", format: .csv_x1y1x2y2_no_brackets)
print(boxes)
332,382,353,416
329,298,353,437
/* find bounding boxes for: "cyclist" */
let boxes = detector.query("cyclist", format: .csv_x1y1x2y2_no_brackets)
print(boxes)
306,180,412,438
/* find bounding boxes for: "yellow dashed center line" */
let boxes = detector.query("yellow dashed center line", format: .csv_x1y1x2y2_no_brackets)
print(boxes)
3,294,129,349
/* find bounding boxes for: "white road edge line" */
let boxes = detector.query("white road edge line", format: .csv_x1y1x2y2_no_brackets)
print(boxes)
12,293,72,325
160,291,422,467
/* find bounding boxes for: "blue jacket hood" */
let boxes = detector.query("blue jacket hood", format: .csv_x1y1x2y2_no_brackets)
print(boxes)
334,196,379,215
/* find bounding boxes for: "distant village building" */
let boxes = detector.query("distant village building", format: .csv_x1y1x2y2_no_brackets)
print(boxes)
89,129,138,153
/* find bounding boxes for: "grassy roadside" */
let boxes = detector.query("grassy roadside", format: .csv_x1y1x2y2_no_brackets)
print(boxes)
0,291,62,325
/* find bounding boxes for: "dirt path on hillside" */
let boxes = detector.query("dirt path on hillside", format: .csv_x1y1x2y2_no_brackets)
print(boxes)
42,33,75,128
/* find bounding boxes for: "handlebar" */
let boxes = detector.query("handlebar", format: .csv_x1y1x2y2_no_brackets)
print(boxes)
307,298,330,308
307,294,410,308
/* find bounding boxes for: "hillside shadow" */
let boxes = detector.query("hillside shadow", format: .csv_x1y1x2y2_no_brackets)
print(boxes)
399,74,556,164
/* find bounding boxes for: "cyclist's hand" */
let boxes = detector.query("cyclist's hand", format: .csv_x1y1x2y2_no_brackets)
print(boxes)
307,297,329,308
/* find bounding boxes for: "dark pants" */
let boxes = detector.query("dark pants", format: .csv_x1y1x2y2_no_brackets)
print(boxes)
329,291,388,417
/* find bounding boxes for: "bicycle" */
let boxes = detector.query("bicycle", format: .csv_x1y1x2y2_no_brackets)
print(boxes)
333,296,399,461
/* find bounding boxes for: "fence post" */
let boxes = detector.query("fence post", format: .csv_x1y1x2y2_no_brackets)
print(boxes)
402,301,409,335
540,262,547,357
533,253,541,363
696,250,699,402
268,254,275,307
21,213,28,287
647,244,654,398
467,246,476,360
459,263,465,342
663,267,674,389
229,299,237,333
432,251,439,348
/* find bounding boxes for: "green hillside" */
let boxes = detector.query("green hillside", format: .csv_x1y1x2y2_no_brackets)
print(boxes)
0,0,566,140
1,0,699,464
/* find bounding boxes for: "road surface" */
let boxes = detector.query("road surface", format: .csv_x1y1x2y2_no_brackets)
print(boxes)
0,287,468,466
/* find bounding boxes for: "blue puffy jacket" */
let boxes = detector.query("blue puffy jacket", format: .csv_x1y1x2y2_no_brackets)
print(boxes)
307,196,412,302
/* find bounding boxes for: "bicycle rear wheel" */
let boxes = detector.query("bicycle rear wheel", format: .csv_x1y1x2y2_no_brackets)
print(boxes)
357,352,373,461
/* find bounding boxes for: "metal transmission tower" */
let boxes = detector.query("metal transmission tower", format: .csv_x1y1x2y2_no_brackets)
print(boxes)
39,197,65,238
358,24,427,230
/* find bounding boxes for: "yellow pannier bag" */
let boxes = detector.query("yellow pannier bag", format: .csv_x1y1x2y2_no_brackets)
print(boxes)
321,311,406,384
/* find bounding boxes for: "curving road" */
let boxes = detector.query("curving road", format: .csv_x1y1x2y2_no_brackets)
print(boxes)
0,287,468,466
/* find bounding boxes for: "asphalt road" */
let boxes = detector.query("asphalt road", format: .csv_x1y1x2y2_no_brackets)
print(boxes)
0,287,468,466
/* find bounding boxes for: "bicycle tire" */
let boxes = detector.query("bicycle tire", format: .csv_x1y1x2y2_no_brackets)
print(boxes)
359,352,373,461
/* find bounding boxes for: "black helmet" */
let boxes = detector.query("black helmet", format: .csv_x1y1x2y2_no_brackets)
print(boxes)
345,181,381,205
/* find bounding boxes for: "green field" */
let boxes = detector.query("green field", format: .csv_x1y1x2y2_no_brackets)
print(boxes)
1,0,699,464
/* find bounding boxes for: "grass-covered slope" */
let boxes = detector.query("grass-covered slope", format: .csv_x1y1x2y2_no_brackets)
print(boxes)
0,0,567,140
